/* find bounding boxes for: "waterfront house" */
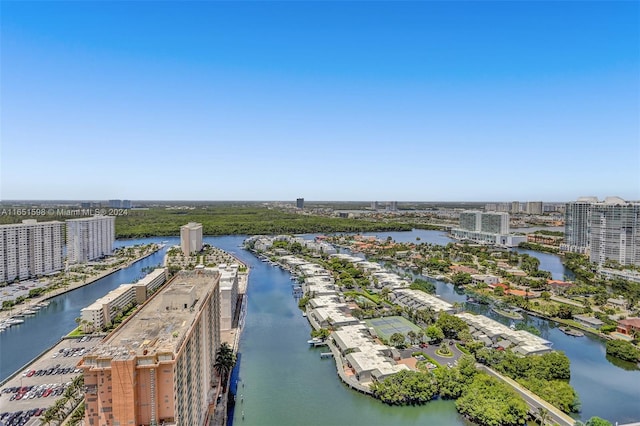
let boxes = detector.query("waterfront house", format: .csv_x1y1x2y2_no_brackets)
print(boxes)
548,280,575,295
616,317,640,336
573,314,604,330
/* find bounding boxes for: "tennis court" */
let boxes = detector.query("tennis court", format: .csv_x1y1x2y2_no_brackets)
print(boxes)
364,316,421,342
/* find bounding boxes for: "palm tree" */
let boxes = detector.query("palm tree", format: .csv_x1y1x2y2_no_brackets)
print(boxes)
537,407,549,425
214,343,236,389
407,330,417,345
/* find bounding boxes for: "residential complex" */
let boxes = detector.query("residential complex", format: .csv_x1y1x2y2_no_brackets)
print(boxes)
563,197,597,254
66,215,115,264
526,201,543,215
180,222,203,256
79,269,221,426
562,196,640,266
451,211,525,247
589,198,639,266
213,263,240,330
456,312,553,355
80,268,167,330
0,219,64,283
296,198,305,209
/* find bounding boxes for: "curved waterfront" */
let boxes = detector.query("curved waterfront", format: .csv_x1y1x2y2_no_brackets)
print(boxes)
0,246,167,382
1,232,638,424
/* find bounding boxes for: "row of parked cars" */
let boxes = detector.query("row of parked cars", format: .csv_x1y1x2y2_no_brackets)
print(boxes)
24,364,80,378
0,407,46,426
52,346,87,358
2,382,71,401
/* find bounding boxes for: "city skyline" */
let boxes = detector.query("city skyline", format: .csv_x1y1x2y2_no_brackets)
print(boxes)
1,1,638,201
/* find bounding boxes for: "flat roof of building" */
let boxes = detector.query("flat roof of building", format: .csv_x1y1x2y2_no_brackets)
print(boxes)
83,270,219,361
393,288,454,312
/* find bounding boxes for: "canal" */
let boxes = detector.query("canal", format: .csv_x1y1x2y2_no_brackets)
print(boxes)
1,232,638,424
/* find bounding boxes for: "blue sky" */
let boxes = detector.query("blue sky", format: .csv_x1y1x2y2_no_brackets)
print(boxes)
1,1,638,202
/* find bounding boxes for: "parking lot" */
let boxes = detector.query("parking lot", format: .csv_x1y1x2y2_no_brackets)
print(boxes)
0,335,100,426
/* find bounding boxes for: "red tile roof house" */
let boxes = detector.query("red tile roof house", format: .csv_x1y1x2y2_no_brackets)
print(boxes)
616,317,640,336
547,280,575,294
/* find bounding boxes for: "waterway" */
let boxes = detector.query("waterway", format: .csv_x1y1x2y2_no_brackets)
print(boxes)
0,245,167,382
1,232,638,424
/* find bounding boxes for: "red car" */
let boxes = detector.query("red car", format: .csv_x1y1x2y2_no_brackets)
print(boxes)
26,370,35,377
419,343,428,348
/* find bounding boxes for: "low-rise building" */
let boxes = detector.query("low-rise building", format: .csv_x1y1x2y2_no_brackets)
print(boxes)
616,317,640,336
471,274,500,285
390,288,455,313
573,314,604,330
456,312,553,355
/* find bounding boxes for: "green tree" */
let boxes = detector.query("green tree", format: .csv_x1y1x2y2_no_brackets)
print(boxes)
435,312,468,339
371,370,438,405
407,330,417,345
425,325,444,343
214,342,236,389
455,373,528,426
389,332,406,348
585,417,613,426
606,340,640,362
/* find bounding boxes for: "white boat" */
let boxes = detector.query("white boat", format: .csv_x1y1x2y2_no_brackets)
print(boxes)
6,318,25,325
21,309,37,315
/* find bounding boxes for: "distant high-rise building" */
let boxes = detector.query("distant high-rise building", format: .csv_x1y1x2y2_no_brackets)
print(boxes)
66,216,115,264
108,199,122,208
563,196,597,254
511,201,521,214
0,220,64,283
459,211,482,231
79,269,221,426
452,211,520,246
180,222,203,256
296,198,304,209
388,201,398,211
122,200,132,209
371,201,379,210
589,197,640,266
80,202,91,209
480,212,510,234
526,202,543,215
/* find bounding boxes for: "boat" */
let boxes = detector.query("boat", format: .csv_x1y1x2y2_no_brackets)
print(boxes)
21,309,37,315
6,318,25,325
308,337,323,345
559,327,584,337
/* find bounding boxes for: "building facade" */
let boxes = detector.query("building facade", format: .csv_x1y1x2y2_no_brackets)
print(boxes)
526,201,543,215
66,215,115,264
0,220,64,283
589,197,640,266
80,269,221,426
562,197,596,254
296,198,304,209
180,222,203,256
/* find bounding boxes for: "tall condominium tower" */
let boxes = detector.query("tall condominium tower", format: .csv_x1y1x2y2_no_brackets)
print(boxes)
296,198,305,209
0,220,64,283
180,222,203,256
66,215,115,264
79,269,221,426
589,197,640,266
563,197,597,254
459,211,482,231
480,212,510,234
526,201,543,215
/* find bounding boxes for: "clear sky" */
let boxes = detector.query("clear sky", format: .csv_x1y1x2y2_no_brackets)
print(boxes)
1,1,638,202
